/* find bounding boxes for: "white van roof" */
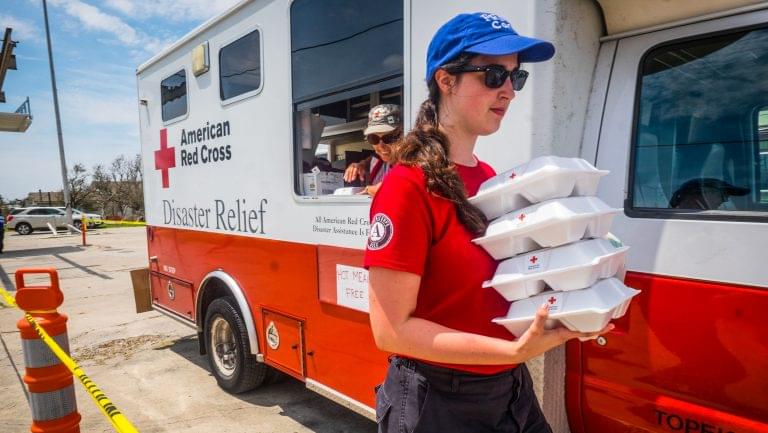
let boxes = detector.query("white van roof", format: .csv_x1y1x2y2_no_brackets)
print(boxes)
598,0,766,37
135,0,252,75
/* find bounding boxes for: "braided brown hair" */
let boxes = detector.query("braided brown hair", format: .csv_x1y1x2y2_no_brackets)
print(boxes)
391,53,488,235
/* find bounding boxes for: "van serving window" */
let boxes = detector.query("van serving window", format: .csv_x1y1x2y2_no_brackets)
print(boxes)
219,29,262,101
290,0,403,198
630,27,768,217
161,70,187,121
290,0,402,103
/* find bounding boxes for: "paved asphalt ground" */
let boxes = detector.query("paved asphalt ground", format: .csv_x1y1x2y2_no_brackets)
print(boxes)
0,227,375,433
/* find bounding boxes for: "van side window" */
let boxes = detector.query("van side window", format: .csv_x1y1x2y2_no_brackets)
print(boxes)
219,29,262,101
758,108,768,204
290,0,403,197
161,70,187,121
631,27,768,216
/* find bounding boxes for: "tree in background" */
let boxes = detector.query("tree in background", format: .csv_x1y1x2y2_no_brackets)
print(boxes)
68,163,95,210
124,154,144,219
90,154,144,219
1,155,144,220
91,163,116,216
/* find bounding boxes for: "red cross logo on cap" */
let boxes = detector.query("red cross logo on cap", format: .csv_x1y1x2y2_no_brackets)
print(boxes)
548,296,557,305
530,256,538,264
154,129,176,189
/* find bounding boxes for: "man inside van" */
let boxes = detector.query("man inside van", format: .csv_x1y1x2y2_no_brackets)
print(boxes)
669,178,749,210
343,104,401,196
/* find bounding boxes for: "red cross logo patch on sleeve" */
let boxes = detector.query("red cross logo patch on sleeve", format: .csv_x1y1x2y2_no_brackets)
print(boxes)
154,128,176,188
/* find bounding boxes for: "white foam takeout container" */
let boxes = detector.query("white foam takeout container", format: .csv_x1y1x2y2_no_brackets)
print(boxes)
333,187,366,195
484,238,629,301
473,196,622,260
493,278,640,340
469,156,609,220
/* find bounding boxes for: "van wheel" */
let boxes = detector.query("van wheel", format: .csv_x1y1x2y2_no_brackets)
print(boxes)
16,223,32,235
74,221,83,230
204,297,267,393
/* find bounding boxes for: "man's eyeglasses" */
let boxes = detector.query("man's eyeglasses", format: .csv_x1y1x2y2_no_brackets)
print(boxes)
366,132,400,146
448,64,529,91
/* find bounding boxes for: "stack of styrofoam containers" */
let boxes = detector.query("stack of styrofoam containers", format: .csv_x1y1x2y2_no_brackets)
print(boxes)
468,156,640,340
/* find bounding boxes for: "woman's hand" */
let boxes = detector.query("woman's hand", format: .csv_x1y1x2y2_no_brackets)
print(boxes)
360,183,382,196
343,162,366,182
511,303,614,362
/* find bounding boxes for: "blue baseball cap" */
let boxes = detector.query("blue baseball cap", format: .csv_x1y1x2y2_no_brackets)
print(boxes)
426,12,555,81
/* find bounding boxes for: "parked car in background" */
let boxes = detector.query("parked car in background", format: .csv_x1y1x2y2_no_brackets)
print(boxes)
6,207,104,235
57,207,105,228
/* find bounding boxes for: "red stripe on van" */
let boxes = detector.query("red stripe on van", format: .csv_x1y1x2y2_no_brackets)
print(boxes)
567,271,768,433
147,226,387,407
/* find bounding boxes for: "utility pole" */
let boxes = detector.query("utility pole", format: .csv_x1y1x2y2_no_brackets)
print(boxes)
42,0,72,228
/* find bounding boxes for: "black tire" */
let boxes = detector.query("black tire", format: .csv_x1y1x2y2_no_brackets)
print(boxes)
15,223,32,235
74,220,83,230
204,297,267,393
264,366,286,385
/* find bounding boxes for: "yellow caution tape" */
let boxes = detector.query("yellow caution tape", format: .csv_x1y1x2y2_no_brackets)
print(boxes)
0,287,17,308
102,220,146,226
0,286,140,433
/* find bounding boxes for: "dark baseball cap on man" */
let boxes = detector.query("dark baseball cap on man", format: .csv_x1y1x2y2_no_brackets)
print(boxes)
364,104,402,136
426,12,555,81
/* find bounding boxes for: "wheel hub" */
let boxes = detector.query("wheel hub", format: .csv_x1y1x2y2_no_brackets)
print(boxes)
210,316,237,378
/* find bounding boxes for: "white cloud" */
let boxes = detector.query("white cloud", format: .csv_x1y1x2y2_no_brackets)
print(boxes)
0,14,42,43
56,0,138,45
102,0,133,16
45,0,173,55
103,0,241,22
59,88,138,127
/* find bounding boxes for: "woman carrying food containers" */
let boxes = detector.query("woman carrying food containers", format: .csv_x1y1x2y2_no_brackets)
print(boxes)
365,12,614,433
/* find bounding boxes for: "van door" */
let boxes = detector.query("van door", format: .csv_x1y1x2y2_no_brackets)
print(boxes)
573,10,768,433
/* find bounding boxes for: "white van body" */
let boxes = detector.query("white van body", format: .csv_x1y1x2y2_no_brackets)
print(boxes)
137,1,768,431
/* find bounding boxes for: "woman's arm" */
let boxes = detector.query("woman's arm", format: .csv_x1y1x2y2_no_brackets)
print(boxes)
343,155,373,182
368,267,613,365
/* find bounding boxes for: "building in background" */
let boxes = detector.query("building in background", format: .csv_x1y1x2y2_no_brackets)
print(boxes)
0,27,32,133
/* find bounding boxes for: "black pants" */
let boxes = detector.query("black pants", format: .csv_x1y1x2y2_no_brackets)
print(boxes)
376,357,552,433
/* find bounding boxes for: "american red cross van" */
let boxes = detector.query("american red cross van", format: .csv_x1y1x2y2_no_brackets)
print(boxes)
135,0,768,431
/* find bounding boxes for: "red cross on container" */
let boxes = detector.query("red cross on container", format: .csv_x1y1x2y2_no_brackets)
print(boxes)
529,255,538,264
509,172,516,179
548,296,557,305
154,129,176,189
518,213,526,222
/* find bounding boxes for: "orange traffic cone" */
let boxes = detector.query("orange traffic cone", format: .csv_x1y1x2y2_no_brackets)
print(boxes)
15,269,81,433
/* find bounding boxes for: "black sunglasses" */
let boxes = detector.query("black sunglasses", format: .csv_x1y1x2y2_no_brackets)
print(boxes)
366,132,400,146
449,64,529,91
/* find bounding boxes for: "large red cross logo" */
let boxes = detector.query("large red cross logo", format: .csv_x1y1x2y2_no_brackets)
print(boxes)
548,296,557,305
518,213,526,222
529,255,538,264
154,129,176,189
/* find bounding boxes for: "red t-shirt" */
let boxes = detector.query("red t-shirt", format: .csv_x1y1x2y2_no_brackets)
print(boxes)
364,161,517,374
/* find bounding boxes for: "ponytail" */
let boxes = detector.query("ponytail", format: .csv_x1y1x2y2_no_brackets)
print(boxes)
392,54,488,236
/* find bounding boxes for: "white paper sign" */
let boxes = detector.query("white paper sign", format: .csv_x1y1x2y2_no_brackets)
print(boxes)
336,264,369,313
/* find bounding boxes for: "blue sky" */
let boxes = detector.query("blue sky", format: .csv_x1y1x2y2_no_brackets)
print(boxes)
0,0,241,201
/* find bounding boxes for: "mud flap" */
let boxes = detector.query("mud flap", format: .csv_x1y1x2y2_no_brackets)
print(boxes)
130,268,152,313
